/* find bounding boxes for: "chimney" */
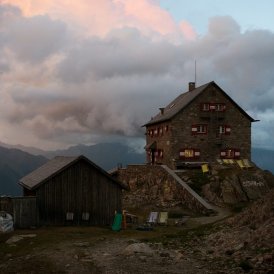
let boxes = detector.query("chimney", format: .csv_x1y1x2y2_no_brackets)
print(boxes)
159,107,165,115
189,82,195,92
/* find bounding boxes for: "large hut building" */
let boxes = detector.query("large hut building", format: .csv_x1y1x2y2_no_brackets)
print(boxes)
143,81,257,169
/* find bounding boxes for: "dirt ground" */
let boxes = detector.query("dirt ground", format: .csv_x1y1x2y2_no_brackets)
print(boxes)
0,208,235,274
0,227,220,274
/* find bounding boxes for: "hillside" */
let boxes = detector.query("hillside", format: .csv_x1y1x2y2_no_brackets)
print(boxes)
43,143,146,170
251,147,274,173
0,147,48,196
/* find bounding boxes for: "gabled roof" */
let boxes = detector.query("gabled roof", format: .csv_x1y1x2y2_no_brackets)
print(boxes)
19,155,127,190
143,81,256,127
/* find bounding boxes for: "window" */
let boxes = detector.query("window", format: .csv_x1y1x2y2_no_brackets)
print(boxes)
179,149,200,159
201,103,210,111
192,124,207,135
220,149,240,159
154,128,158,137
201,103,226,112
159,127,163,136
165,125,169,132
215,103,226,112
218,125,231,135
209,103,216,111
158,149,163,158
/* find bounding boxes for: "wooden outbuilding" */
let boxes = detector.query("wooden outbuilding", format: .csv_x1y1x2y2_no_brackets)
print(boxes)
19,155,126,226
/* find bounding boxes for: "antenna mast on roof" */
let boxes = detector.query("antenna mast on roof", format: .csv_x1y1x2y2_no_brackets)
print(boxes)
194,60,197,85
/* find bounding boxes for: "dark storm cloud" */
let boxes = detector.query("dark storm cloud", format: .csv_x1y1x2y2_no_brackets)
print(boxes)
1,7,274,149
0,4,68,63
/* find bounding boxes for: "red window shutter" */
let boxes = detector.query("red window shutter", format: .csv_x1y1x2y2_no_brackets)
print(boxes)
220,150,226,157
225,126,231,135
234,150,240,158
210,103,216,110
192,125,198,134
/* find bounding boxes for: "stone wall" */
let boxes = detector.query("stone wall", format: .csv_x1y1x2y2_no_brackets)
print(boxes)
117,165,212,214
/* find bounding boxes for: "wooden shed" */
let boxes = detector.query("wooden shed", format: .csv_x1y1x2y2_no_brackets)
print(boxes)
19,155,126,226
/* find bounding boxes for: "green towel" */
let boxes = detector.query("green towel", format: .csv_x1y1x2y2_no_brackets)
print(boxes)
112,213,122,231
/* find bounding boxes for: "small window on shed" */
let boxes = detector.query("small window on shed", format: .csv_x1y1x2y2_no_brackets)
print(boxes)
66,212,74,221
82,212,90,221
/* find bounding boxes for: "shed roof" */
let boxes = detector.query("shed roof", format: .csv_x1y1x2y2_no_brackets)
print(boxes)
143,81,256,126
19,155,127,190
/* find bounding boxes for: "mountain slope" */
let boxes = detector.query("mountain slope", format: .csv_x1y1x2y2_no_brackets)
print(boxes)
0,146,48,196
251,147,274,173
44,143,146,170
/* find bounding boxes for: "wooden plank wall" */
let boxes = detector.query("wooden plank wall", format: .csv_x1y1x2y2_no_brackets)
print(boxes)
0,196,13,214
12,197,38,228
36,160,122,226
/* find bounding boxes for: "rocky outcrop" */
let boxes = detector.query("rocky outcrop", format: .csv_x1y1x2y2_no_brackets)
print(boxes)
202,165,274,206
116,165,212,214
114,163,273,214
198,187,274,273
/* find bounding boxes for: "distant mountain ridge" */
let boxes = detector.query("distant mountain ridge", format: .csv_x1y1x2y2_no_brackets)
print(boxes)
0,146,48,196
0,142,273,197
0,143,145,196
251,147,274,173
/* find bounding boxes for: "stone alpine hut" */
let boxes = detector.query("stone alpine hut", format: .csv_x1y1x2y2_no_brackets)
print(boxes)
19,155,126,226
143,81,257,169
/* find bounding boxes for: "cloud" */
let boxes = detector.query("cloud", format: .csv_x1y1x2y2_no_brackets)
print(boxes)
2,0,195,40
0,2,274,151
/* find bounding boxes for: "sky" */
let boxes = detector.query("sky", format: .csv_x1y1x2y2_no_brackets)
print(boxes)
0,0,274,151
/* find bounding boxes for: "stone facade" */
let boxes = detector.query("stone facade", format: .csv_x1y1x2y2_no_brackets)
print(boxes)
144,82,255,169
116,165,213,214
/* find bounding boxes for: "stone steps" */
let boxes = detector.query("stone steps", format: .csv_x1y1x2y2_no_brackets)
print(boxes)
161,165,214,212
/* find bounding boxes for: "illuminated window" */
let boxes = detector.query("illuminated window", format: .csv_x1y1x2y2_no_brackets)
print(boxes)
179,149,200,159
185,149,194,158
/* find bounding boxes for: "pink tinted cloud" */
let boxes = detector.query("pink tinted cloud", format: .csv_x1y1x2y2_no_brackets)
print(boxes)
179,21,197,40
2,0,195,39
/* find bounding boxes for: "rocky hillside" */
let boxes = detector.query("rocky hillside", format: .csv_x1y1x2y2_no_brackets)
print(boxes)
200,163,274,206
200,187,274,273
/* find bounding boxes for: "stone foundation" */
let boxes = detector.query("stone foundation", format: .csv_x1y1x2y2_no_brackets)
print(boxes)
116,165,212,214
